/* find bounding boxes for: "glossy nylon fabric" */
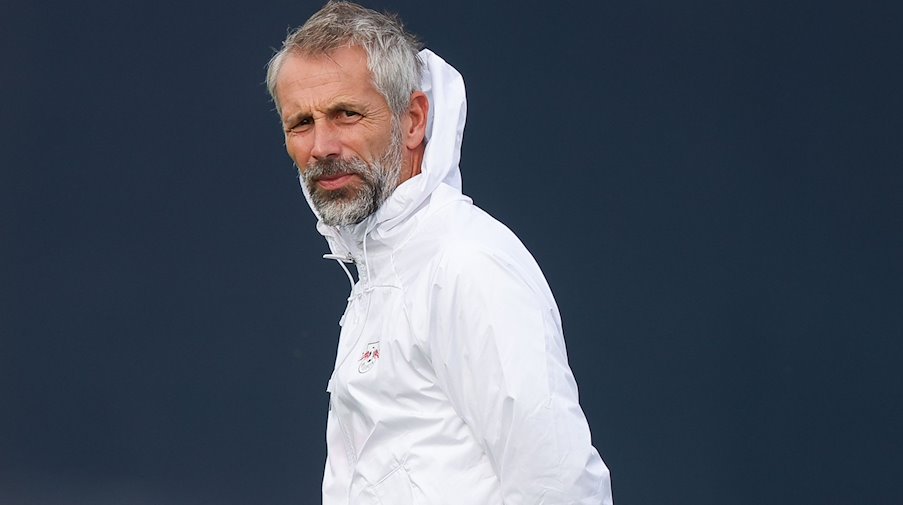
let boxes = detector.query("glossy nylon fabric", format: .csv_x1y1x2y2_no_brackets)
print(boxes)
308,49,613,504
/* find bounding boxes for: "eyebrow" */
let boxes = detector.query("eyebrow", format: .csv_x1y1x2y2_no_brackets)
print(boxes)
282,100,364,125
282,110,310,127
327,101,362,113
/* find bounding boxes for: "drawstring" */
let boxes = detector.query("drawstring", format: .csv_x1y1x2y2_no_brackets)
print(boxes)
322,253,355,292
362,233,373,293
322,220,378,295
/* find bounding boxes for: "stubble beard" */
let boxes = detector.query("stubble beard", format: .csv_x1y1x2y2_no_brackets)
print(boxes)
302,122,403,227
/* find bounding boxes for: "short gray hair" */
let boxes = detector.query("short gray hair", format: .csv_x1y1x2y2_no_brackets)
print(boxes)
266,1,423,117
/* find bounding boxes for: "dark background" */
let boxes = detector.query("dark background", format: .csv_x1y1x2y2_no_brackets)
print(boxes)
2,1,901,503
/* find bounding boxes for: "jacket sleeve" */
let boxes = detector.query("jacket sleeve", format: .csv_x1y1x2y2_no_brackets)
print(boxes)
426,243,612,505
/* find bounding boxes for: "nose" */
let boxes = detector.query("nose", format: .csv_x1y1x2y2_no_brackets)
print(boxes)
309,121,342,161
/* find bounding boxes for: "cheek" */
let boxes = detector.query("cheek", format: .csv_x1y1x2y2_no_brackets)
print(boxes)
285,136,312,167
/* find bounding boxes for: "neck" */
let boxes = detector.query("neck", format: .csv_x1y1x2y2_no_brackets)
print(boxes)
408,141,426,178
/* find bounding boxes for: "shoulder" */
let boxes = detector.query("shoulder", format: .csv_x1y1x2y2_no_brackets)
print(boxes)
389,186,553,298
425,202,531,269
420,203,553,301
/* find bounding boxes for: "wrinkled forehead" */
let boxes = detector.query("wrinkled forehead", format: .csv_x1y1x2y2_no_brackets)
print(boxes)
274,45,376,101
274,46,393,124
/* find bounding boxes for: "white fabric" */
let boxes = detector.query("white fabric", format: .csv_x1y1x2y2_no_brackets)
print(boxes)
312,49,612,505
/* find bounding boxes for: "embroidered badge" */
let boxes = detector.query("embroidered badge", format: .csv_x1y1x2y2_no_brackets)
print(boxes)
358,341,380,373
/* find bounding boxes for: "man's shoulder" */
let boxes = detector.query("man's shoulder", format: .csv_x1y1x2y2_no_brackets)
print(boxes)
392,194,555,311
419,200,543,281
425,199,524,253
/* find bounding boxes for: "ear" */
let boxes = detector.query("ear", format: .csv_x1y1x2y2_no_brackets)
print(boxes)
402,91,429,150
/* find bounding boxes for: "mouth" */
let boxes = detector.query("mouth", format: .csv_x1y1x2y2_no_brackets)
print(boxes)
315,173,358,191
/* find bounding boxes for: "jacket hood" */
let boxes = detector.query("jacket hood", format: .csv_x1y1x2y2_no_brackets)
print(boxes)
302,49,467,256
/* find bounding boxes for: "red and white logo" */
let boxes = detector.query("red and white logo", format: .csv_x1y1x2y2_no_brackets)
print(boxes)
358,341,380,373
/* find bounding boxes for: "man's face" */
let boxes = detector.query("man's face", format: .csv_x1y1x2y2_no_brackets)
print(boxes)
275,45,407,226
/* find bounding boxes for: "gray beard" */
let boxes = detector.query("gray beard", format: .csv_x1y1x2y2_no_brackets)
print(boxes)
302,125,403,227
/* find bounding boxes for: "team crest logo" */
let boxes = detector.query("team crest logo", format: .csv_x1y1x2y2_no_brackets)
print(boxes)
358,341,380,373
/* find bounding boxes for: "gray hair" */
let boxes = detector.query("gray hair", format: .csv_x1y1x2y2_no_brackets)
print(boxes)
266,1,423,118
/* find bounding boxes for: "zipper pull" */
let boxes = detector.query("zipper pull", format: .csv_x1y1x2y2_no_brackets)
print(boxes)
322,253,354,264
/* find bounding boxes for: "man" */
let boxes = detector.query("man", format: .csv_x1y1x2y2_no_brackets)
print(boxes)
266,2,613,503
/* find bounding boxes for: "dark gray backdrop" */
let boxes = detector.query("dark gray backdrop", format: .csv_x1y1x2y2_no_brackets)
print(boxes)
2,1,901,504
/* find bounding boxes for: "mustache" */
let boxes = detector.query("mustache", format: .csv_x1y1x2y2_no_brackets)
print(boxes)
304,157,370,181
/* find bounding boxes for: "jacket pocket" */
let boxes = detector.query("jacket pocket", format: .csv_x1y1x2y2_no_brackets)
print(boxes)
368,464,414,505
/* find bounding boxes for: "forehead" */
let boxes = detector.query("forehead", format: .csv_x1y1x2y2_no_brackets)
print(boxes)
275,45,384,114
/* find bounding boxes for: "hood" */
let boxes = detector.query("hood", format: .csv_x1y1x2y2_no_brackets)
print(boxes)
302,49,467,257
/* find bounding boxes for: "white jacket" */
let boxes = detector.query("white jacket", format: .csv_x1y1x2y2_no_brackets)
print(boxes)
307,50,613,505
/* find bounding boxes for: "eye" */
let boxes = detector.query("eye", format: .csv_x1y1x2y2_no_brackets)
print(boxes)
337,109,362,123
286,117,313,133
